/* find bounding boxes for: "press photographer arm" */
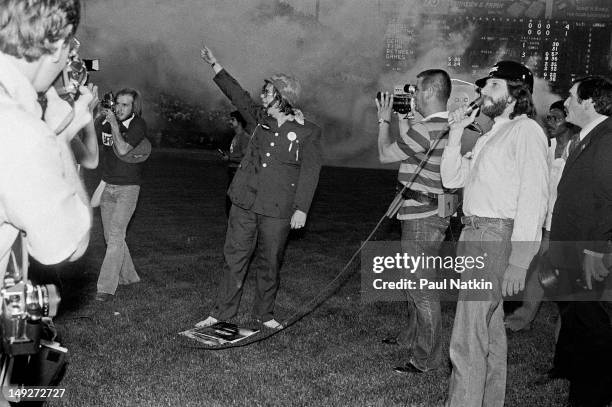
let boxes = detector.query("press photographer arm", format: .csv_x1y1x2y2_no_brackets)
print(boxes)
70,83,99,169
44,84,94,261
104,108,133,155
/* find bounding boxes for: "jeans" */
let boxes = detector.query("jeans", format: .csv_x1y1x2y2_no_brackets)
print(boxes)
212,204,291,322
447,218,513,407
399,215,450,371
97,184,141,295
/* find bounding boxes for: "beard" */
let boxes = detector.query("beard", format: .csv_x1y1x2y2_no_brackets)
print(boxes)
481,96,508,119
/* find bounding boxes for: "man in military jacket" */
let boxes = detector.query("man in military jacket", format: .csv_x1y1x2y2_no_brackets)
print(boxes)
197,45,322,329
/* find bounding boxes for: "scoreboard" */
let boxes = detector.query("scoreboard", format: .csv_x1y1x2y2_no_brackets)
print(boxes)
383,0,612,93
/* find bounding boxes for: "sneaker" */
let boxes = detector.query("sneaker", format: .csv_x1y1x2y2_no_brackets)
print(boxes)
195,316,218,328
262,319,283,330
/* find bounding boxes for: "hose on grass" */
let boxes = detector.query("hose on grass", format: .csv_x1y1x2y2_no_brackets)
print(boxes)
189,133,448,350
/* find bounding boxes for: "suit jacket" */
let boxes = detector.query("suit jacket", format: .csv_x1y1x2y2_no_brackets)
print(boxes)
214,69,322,219
549,116,612,273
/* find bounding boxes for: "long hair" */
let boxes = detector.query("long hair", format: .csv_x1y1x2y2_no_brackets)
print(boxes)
270,87,297,116
507,80,536,119
115,88,142,116
0,0,80,62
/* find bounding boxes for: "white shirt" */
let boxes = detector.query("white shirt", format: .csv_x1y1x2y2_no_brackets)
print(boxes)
0,53,90,272
441,115,549,269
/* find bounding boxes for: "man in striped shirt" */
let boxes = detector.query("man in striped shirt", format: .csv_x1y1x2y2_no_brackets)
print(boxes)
376,69,453,373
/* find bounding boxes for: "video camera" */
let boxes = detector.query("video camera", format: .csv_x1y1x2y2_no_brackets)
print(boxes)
376,84,417,115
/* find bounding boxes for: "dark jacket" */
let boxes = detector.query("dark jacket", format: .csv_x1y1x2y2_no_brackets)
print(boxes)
550,116,612,273
214,69,322,219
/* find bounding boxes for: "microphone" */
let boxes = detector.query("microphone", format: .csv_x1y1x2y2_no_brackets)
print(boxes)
465,96,483,115
449,96,482,125
449,96,484,135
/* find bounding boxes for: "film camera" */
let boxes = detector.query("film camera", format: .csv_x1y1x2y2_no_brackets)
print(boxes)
100,91,115,110
0,234,67,403
376,84,417,115
54,37,99,104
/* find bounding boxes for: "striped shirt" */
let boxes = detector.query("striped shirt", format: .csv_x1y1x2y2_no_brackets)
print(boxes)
391,112,449,220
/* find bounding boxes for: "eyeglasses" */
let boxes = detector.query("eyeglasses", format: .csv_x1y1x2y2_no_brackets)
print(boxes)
261,84,275,98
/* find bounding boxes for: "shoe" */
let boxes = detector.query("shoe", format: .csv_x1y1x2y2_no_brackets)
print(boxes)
195,316,219,328
382,336,399,345
262,319,283,330
534,368,567,385
393,362,424,374
95,292,113,302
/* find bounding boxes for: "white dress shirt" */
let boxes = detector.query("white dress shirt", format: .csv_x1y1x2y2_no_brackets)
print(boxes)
441,114,549,269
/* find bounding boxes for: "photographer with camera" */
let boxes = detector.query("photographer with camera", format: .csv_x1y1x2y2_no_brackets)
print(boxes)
375,69,455,374
93,88,147,302
0,0,93,402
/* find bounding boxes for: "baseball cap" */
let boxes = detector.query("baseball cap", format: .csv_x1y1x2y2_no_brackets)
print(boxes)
475,60,534,93
265,73,301,106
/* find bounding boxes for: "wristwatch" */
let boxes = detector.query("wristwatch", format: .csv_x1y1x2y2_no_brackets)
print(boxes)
378,118,390,125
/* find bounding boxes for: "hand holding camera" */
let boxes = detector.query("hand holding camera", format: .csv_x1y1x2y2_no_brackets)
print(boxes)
375,91,393,124
376,84,416,117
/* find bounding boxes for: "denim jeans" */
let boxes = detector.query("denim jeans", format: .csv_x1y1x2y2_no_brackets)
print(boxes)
447,218,513,407
399,215,450,371
97,184,141,295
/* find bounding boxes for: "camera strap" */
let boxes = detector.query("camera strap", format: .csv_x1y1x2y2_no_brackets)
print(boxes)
5,232,28,283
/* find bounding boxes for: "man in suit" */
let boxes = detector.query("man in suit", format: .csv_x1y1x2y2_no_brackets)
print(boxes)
196,45,322,329
548,75,612,407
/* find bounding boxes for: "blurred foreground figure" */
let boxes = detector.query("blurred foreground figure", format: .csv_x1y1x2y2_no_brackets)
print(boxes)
441,61,548,407
196,45,322,330
0,0,92,404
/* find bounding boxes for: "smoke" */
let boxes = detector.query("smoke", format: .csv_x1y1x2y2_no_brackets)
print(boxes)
78,0,562,167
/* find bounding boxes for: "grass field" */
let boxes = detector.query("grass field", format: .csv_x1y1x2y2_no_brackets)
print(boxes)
31,150,569,406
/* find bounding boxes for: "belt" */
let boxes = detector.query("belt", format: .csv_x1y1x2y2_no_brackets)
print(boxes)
460,216,513,228
398,184,439,205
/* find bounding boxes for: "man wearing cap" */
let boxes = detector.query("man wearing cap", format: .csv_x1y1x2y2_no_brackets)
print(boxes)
441,61,548,406
196,45,322,330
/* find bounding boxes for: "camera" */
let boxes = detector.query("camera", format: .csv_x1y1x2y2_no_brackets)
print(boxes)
101,92,115,110
1,242,60,356
54,37,99,104
1,282,59,356
377,84,417,115
0,235,67,403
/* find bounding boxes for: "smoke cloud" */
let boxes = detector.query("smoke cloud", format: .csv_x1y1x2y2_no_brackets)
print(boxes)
78,0,562,167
